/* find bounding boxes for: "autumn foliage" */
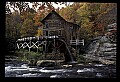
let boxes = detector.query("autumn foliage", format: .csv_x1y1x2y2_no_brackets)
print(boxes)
5,2,117,51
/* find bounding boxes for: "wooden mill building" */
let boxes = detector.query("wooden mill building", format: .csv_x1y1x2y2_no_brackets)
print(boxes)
41,10,80,45
16,10,84,62
40,10,83,61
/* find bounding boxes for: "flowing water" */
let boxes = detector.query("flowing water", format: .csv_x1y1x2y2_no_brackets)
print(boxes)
5,61,116,78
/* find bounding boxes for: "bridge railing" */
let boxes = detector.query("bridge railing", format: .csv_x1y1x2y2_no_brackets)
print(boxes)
70,39,84,46
16,36,41,42
16,36,60,42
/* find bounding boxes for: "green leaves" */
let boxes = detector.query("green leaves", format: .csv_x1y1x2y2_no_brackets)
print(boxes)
59,6,80,24
20,18,37,37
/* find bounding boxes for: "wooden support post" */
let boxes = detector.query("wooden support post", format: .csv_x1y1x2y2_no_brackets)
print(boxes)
29,48,30,52
17,43,19,49
53,37,56,55
44,41,47,58
76,44,77,57
44,41,46,53
37,41,39,53
37,48,38,52
82,39,84,46
29,40,31,52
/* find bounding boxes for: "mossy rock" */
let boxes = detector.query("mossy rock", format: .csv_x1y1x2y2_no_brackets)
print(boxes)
37,60,57,67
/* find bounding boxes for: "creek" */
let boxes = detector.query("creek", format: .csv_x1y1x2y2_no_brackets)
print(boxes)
5,61,116,78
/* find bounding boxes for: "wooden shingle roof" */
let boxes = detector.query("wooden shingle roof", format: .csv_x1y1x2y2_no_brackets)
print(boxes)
41,10,80,28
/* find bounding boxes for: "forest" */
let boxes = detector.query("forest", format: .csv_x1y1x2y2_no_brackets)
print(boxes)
5,2,117,63
5,2,117,53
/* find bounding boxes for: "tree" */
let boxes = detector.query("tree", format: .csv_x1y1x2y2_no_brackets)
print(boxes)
59,6,80,24
94,3,117,35
6,11,22,39
20,18,37,37
6,11,22,51
8,2,29,15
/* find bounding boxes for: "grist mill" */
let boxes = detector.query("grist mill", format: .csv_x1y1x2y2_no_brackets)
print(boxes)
16,10,84,62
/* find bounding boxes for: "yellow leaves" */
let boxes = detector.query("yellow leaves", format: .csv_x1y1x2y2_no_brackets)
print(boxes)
81,17,93,27
59,6,79,23
37,29,43,36
34,22,40,26
102,11,107,14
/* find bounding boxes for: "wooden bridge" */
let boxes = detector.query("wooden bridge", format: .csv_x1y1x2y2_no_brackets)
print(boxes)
15,36,84,61
16,36,84,52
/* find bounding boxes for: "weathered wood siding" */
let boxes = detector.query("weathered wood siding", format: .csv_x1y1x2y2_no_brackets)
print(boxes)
41,10,80,45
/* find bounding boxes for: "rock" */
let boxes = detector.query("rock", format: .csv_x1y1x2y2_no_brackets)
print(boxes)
103,43,116,48
100,36,108,42
101,60,115,65
104,52,116,56
37,60,57,67
28,59,37,66
85,35,116,65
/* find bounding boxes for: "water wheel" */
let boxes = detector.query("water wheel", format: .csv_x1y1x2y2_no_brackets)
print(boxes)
47,39,65,53
46,39,72,61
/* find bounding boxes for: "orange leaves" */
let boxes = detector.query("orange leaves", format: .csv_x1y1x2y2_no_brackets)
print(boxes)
34,13,45,27
33,14,42,26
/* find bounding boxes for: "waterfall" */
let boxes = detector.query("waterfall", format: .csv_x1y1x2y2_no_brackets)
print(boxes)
60,39,74,62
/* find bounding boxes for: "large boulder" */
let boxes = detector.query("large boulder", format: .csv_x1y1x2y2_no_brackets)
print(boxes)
37,60,58,67
85,35,116,65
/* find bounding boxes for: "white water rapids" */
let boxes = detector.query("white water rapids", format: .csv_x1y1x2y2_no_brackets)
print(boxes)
5,62,116,78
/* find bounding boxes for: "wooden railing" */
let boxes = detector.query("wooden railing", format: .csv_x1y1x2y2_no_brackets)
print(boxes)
70,39,84,46
16,41,46,52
